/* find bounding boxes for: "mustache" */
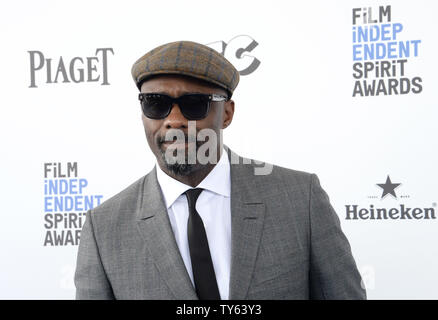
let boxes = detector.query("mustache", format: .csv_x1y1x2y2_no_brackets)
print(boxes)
156,130,201,146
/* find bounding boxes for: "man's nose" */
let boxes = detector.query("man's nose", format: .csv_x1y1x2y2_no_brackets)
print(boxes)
163,104,187,129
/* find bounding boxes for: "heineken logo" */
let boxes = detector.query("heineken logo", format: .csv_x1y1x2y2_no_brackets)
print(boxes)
345,175,436,221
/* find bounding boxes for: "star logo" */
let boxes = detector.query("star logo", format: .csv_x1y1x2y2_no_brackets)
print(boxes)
377,175,401,199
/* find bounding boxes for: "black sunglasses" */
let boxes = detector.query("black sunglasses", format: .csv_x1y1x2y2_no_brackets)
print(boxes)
138,93,228,120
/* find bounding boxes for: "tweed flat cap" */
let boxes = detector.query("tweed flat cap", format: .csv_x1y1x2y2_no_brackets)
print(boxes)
131,41,239,97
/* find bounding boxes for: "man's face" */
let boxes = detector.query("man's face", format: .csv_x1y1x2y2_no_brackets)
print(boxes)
140,74,235,176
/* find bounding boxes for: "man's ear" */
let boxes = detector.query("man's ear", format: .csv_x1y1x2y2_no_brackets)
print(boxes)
222,99,235,129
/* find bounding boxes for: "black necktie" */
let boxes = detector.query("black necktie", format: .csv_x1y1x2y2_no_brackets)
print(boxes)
185,188,221,300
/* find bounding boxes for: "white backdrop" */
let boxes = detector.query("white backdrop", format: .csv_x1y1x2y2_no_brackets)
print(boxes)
1,0,437,299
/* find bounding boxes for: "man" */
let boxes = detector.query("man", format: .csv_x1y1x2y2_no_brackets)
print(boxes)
74,41,366,300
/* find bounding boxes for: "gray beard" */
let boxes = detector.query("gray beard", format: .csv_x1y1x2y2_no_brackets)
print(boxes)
156,133,215,176
158,144,199,176
161,153,195,176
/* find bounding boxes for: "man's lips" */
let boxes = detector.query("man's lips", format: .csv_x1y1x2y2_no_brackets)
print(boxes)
162,140,188,145
160,140,196,148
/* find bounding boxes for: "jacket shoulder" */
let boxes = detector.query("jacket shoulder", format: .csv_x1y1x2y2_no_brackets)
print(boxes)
90,171,151,217
270,163,314,185
242,154,315,189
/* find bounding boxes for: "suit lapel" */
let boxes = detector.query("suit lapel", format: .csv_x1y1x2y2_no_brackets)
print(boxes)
136,167,197,300
226,148,266,300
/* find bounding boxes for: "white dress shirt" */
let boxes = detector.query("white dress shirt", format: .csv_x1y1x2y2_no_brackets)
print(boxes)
155,149,231,300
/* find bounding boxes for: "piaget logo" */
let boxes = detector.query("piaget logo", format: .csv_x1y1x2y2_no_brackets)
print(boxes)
345,175,436,221
28,48,114,88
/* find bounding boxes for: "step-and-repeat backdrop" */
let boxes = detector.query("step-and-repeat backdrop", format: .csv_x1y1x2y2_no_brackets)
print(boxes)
1,0,436,299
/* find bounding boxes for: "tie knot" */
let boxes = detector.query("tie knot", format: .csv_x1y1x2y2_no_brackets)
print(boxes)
185,188,204,201
184,188,204,208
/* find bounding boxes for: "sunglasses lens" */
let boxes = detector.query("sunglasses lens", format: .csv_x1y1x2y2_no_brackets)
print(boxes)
179,95,210,120
141,95,171,119
140,94,212,120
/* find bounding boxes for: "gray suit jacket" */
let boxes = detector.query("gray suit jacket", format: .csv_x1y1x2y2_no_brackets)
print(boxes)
74,148,366,300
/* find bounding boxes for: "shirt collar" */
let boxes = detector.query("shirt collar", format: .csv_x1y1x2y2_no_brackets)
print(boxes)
155,148,231,209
